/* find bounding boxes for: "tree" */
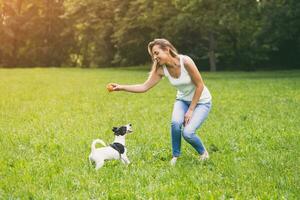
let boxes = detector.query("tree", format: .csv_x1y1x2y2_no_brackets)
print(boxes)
63,0,119,67
257,0,300,69
0,0,72,67
112,0,179,66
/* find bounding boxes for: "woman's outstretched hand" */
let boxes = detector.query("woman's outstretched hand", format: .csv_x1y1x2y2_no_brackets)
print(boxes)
106,83,122,92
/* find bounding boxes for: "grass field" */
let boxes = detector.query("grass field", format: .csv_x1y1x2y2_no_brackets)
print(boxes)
0,67,299,199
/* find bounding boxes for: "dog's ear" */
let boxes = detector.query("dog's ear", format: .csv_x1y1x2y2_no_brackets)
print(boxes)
112,127,118,132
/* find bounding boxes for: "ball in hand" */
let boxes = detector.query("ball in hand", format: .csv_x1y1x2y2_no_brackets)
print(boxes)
106,83,114,92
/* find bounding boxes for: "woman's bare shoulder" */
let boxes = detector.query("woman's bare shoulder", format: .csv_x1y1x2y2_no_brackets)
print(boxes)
182,55,195,66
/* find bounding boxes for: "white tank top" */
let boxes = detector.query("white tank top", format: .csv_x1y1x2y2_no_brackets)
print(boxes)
162,55,212,104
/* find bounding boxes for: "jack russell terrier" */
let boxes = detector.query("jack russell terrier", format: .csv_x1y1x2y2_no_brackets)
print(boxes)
89,124,133,170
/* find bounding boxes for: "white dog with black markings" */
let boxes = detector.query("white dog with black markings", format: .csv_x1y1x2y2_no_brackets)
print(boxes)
89,124,133,170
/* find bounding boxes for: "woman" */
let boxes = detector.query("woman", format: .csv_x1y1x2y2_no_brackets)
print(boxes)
109,38,212,165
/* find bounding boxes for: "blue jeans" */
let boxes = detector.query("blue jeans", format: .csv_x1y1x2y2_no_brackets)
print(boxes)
171,100,211,157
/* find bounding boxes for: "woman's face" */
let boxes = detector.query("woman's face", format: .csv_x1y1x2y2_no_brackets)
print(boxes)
151,45,169,65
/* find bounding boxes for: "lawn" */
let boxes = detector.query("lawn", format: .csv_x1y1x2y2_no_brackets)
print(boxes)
0,67,299,199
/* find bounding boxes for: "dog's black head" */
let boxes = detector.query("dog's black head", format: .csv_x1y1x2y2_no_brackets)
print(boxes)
112,124,133,136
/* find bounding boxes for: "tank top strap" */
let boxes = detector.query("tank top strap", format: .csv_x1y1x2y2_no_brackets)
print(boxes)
179,55,187,74
179,55,184,69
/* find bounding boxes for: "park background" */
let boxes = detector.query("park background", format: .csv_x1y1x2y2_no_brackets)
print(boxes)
0,0,299,70
0,0,299,199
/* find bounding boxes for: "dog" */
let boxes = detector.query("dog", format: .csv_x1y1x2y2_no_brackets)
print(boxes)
89,124,133,170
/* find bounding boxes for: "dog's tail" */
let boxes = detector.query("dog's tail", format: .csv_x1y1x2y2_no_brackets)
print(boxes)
91,139,106,152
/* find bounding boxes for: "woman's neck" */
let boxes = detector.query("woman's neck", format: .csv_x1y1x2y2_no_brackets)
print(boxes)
165,56,180,68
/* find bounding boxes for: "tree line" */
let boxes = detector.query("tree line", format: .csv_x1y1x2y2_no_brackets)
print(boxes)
0,0,299,71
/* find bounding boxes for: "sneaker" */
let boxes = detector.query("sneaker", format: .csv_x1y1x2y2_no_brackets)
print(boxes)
199,151,209,161
170,157,178,166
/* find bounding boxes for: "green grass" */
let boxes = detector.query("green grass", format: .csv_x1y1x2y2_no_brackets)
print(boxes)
0,68,299,199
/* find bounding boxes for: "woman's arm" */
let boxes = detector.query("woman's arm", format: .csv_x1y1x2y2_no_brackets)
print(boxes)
111,62,164,93
183,56,205,125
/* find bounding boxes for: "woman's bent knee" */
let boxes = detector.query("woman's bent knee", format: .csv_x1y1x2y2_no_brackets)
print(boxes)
182,130,194,141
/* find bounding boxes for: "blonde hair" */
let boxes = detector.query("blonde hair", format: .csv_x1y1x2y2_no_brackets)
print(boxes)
147,38,179,74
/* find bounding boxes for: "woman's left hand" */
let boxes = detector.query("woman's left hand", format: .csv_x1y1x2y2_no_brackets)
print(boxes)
184,109,193,126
